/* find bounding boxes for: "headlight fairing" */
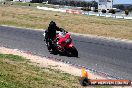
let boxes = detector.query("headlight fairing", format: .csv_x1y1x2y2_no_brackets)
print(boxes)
61,38,71,45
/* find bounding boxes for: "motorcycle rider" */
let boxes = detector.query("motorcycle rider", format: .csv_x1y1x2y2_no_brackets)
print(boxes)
44,21,65,51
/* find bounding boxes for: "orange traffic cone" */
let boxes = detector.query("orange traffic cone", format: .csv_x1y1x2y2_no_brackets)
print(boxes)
84,71,88,78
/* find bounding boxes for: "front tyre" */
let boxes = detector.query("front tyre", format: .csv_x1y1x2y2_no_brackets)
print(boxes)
67,46,78,57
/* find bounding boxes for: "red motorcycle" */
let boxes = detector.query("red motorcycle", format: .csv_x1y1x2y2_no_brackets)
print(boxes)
43,31,78,57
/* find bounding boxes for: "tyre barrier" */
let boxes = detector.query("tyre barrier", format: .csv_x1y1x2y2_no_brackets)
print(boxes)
66,10,81,14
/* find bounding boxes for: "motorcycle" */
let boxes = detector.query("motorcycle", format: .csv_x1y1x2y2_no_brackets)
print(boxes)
43,30,78,57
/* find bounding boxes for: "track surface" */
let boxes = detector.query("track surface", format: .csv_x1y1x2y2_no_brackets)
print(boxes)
0,26,132,80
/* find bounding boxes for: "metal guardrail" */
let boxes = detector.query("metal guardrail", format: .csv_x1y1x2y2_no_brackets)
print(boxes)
82,11,132,20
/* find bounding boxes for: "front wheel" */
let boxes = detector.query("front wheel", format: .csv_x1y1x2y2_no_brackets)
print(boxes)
66,46,78,57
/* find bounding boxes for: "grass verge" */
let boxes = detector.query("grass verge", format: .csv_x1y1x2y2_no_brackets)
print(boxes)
0,53,112,88
0,54,81,88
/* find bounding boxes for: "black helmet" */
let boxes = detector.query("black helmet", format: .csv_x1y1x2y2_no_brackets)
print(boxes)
49,21,56,27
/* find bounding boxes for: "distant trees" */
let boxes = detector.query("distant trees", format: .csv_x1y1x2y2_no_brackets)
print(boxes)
108,9,116,14
81,7,91,11
116,4,125,10
126,6,132,11
101,9,106,13
91,1,98,9
48,0,98,8
125,10,129,16
114,4,132,11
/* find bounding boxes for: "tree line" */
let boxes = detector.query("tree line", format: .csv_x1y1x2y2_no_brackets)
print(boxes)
114,4,132,11
48,0,98,8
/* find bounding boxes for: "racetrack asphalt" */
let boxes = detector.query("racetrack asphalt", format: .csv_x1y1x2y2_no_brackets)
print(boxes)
0,26,132,80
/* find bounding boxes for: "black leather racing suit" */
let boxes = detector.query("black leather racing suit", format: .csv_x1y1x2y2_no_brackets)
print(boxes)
44,23,64,50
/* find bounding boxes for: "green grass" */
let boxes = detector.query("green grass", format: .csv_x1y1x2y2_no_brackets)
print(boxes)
96,86,112,88
0,54,113,88
0,54,26,62
0,54,81,88
12,2,44,7
3,1,57,8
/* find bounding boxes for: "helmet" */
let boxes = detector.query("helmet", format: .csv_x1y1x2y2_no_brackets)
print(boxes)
49,21,56,27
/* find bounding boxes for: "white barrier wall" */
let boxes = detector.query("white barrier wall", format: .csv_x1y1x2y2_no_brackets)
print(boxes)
37,6,81,14
37,6,66,13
